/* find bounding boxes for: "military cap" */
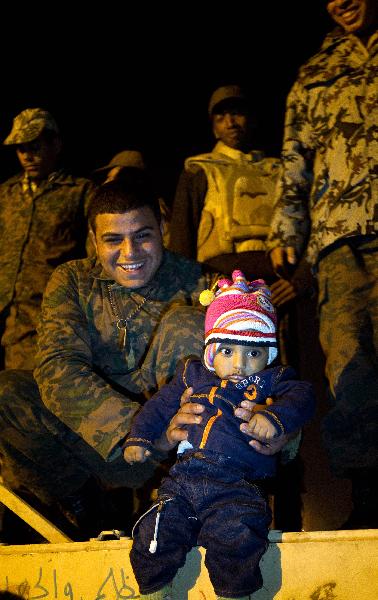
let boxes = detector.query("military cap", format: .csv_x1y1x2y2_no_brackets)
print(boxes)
94,150,145,173
3,108,60,145
208,85,247,116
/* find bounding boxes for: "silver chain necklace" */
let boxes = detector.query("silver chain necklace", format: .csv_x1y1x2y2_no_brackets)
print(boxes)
107,283,151,350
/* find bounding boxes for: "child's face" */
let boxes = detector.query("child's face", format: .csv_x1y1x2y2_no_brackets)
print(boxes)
213,343,269,383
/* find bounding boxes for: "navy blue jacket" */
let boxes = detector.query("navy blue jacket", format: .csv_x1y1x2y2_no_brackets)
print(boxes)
125,358,315,479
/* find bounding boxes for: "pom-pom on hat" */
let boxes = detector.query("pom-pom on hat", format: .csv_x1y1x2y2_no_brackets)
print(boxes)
203,270,277,371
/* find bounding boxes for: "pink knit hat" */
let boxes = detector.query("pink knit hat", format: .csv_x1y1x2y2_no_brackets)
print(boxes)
201,270,277,371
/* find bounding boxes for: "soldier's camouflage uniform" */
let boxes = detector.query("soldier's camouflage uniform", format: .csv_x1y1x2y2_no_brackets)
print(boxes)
0,169,93,369
266,27,378,476
0,250,217,502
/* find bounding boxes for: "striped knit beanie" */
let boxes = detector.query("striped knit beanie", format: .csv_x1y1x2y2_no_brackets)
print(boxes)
200,270,277,371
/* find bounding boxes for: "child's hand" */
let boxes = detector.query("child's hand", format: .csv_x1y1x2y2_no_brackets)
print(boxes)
123,446,151,464
247,413,278,441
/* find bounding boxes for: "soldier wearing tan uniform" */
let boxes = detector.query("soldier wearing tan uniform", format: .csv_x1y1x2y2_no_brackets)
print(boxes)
0,108,93,370
267,0,378,528
169,89,274,269
169,85,301,308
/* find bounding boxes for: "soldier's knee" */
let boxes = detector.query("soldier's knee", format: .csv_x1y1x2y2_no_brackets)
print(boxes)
0,369,37,410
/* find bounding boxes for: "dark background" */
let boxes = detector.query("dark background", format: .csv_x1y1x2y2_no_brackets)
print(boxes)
1,4,332,204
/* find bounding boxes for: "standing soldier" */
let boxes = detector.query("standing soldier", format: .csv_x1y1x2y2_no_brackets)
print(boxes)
267,0,378,528
0,108,93,370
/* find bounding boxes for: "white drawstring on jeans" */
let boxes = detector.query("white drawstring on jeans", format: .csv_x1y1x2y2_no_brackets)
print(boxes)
149,510,161,553
149,498,173,554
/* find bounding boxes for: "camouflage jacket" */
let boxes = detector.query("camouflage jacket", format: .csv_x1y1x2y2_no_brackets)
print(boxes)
267,28,378,265
0,169,93,340
34,251,215,460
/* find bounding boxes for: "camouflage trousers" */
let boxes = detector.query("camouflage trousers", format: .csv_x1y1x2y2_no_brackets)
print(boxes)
1,301,40,371
0,306,205,505
317,237,378,477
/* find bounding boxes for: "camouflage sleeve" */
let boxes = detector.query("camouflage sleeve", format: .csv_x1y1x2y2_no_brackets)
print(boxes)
266,80,313,257
34,264,140,460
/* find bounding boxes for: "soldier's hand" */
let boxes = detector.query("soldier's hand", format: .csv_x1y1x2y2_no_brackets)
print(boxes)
243,430,291,455
234,396,274,421
159,387,205,451
270,246,297,279
270,278,297,307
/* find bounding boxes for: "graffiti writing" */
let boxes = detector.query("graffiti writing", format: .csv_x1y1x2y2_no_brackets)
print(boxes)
2,567,140,600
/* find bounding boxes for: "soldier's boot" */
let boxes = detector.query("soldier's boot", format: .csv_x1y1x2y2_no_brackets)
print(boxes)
341,468,378,529
57,491,96,541
140,584,173,599
57,478,108,541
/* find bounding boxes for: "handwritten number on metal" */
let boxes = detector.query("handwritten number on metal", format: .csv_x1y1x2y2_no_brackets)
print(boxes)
30,567,49,599
95,568,139,599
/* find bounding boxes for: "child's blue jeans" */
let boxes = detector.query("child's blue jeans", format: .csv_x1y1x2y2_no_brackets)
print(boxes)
130,452,271,598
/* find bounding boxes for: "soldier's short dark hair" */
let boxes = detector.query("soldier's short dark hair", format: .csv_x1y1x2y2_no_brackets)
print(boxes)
88,172,162,232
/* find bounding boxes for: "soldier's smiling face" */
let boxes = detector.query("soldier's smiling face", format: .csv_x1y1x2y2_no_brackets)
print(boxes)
91,206,164,289
326,0,377,35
